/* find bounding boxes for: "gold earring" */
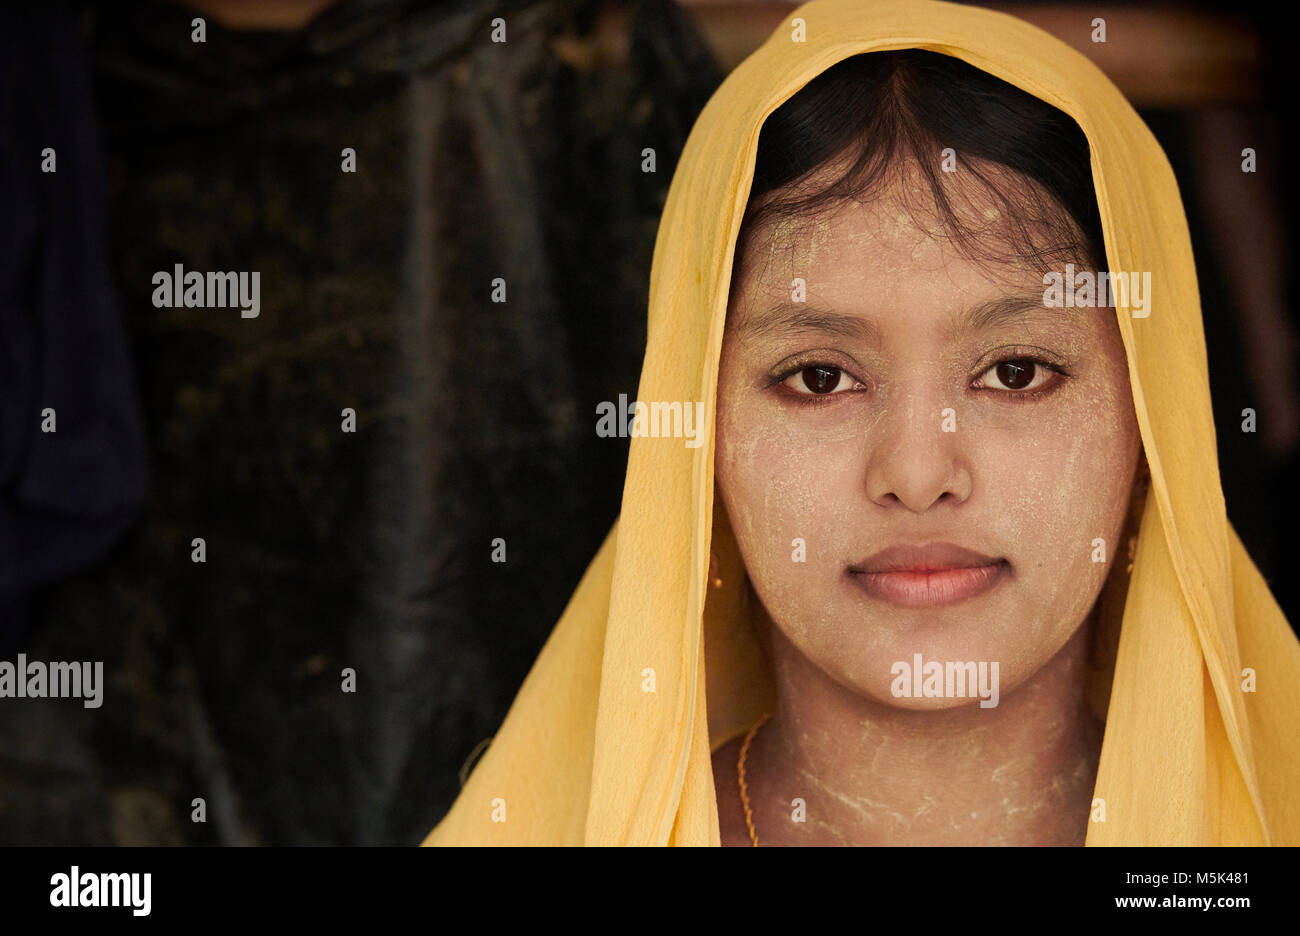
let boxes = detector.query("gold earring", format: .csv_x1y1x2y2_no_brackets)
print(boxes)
709,552,723,588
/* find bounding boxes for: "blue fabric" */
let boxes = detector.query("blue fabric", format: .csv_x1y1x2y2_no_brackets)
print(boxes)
0,6,149,649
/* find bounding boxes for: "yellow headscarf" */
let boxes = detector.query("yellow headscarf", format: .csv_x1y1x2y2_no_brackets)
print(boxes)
424,0,1300,846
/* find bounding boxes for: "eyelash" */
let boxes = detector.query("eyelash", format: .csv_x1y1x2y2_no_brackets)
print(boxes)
769,354,1070,407
768,357,866,408
970,355,1069,402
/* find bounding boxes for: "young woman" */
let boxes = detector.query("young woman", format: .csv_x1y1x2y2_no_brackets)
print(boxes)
424,0,1300,846
707,46,1143,846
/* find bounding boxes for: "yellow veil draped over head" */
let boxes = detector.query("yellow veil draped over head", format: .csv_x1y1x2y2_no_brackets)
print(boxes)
424,0,1300,846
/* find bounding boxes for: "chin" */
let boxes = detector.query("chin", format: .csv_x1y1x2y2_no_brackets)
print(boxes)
811,630,1018,712
867,690,998,712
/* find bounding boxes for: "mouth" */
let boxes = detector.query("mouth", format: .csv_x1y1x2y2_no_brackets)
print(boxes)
846,542,1011,608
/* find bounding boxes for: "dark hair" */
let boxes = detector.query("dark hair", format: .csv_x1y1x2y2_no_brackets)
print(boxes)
735,50,1105,278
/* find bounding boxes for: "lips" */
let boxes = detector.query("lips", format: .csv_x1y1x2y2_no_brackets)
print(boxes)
847,542,1010,608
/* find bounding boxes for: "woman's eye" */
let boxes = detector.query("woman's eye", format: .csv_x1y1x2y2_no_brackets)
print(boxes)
975,359,1054,393
783,365,857,395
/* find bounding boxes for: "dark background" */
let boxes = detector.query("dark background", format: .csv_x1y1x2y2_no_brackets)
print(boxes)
0,0,1294,845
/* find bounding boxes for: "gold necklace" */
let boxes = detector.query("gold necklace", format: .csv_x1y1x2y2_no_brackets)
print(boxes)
737,712,772,846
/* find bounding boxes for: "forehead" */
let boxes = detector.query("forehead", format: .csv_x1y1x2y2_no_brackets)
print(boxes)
729,157,1095,318
732,197,1040,321
725,173,1109,344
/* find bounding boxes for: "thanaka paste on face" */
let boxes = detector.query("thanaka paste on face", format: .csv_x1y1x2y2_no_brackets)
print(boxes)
713,161,1140,845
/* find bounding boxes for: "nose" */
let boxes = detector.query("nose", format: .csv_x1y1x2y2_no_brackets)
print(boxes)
862,392,973,512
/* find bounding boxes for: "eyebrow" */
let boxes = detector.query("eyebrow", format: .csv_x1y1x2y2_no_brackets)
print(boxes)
735,293,1088,343
736,303,881,343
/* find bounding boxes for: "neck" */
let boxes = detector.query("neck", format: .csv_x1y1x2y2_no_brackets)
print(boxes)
748,613,1104,845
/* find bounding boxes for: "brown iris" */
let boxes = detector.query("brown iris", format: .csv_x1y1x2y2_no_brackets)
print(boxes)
802,366,841,393
996,361,1034,390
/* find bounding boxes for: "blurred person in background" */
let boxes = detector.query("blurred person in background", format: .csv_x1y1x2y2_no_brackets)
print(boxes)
0,0,720,845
